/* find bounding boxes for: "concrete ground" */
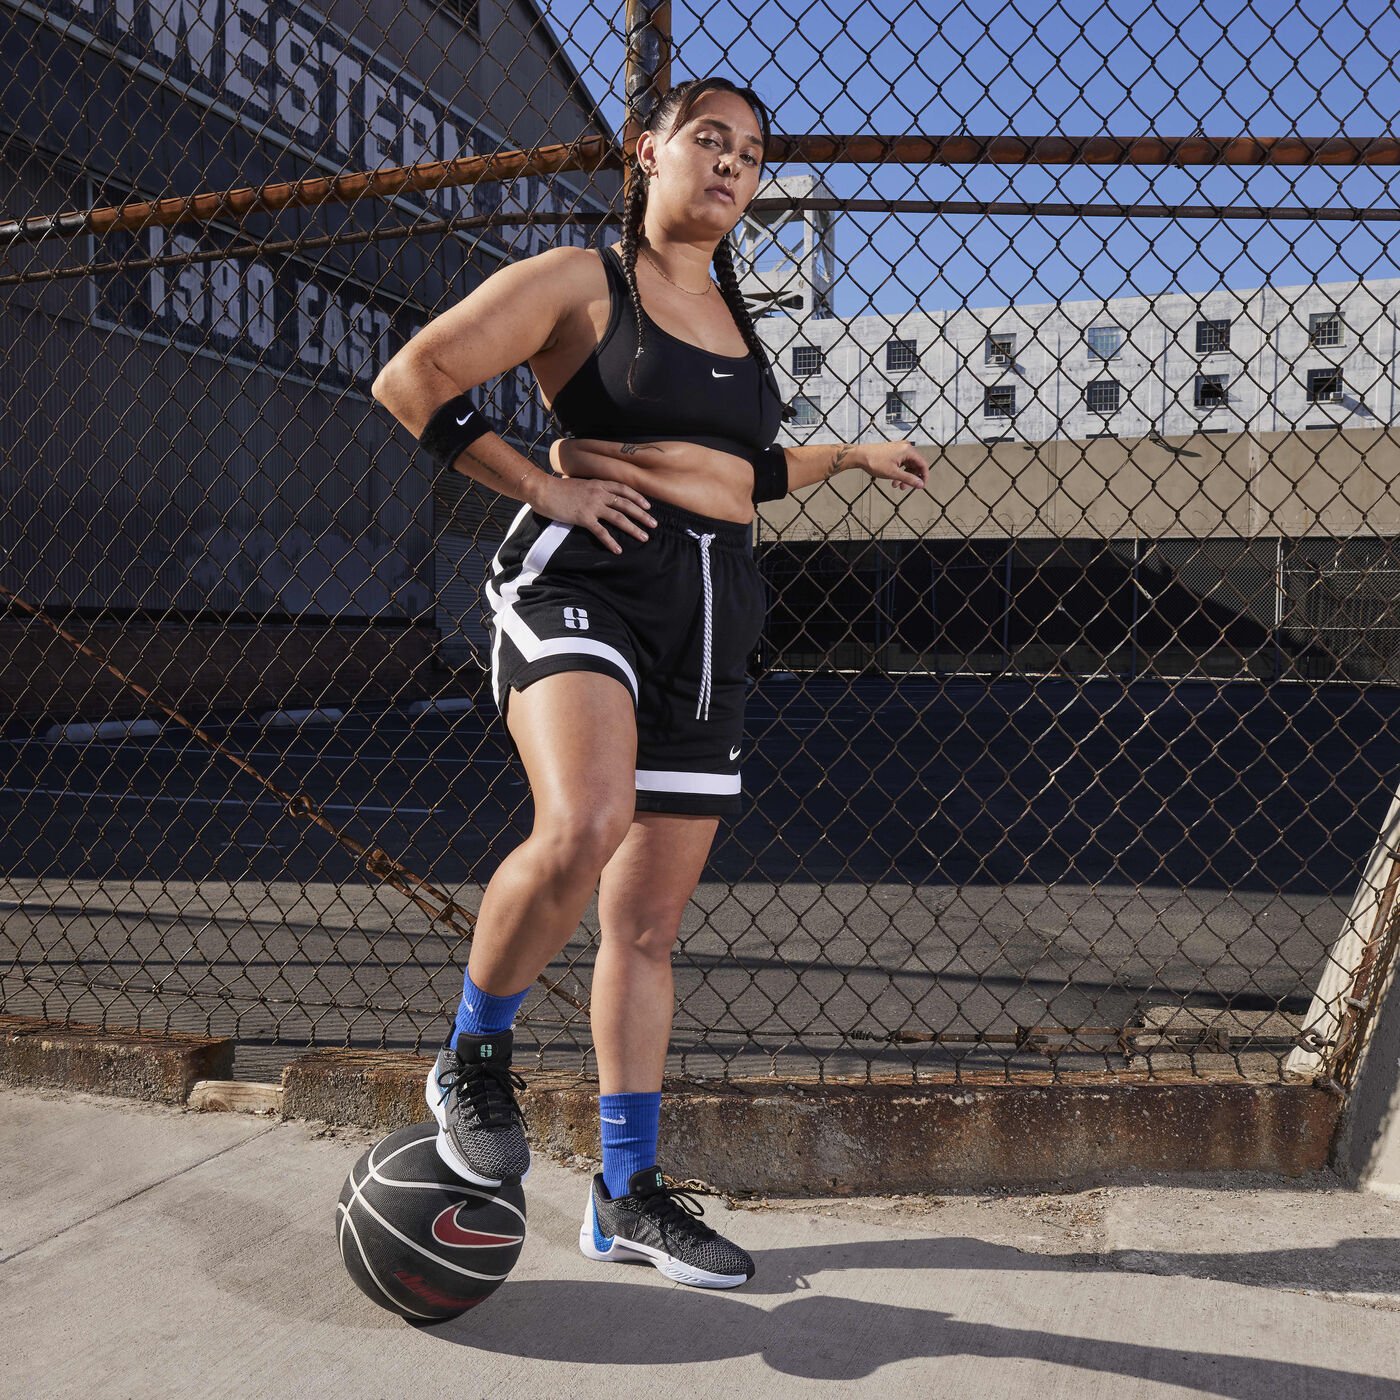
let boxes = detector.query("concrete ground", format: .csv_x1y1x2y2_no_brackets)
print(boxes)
2,1087,1399,1398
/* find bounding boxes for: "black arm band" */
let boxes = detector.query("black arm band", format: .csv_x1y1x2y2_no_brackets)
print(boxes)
418,392,497,473
750,443,788,504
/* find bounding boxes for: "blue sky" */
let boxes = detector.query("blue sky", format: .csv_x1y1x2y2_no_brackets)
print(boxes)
544,0,1399,317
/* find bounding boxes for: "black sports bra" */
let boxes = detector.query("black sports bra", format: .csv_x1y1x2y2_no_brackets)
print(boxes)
547,244,785,459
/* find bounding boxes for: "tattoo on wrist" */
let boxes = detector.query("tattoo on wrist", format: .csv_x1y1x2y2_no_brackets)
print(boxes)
458,449,535,499
826,445,853,479
457,447,500,481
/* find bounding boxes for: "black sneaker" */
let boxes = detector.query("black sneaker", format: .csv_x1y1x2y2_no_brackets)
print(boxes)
424,1029,531,1186
579,1166,755,1289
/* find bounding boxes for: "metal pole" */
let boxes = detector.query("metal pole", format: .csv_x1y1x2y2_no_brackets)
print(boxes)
623,0,672,208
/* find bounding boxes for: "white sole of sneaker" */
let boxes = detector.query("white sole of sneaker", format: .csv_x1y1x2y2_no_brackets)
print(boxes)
423,1068,531,1188
578,1192,750,1290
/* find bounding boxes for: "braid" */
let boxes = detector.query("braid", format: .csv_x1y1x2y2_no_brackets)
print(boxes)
620,160,650,402
712,235,797,423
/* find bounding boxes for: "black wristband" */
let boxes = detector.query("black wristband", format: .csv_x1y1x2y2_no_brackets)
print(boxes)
750,443,788,504
418,392,496,473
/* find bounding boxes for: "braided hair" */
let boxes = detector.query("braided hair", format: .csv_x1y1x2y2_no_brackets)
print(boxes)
616,77,796,423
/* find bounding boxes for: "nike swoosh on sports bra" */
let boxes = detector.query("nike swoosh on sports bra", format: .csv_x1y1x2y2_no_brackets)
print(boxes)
547,244,784,461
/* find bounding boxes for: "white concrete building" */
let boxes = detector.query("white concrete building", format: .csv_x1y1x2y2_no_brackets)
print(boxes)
756,277,1400,450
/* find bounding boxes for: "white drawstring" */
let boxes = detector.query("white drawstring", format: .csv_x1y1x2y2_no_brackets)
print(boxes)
685,529,716,720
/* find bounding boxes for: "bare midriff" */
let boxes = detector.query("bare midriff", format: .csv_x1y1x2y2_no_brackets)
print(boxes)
548,437,757,525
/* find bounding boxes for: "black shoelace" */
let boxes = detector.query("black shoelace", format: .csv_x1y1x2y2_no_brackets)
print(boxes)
638,1185,719,1247
438,1054,527,1132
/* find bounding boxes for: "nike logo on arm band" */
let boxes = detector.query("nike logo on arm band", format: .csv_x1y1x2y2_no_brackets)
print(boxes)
418,391,496,472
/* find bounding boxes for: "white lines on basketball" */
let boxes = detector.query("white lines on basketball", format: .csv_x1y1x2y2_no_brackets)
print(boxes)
351,1134,528,1246
341,1166,512,1282
336,1204,436,1321
370,1137,527,1237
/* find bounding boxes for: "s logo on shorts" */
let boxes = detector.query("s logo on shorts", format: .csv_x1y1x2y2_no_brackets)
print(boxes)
563,606,590,631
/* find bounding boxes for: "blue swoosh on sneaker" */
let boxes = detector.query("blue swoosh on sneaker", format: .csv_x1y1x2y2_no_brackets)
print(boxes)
592,1200,614,1253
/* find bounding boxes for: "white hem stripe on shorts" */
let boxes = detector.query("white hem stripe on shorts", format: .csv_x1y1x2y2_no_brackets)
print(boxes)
486,515,640,706
634,769,741,796
503,618,641,700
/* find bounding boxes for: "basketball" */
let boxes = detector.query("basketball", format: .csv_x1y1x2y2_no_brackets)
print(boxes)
336,1122,527,1322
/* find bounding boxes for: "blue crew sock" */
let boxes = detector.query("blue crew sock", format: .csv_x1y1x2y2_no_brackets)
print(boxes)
450,967,529,1048
599,1091,662,1198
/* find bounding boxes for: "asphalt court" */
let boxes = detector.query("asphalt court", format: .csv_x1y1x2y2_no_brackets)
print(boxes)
2,675,1397,1077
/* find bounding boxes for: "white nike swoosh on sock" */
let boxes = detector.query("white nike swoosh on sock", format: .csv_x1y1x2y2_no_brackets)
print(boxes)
600,1114,627,1125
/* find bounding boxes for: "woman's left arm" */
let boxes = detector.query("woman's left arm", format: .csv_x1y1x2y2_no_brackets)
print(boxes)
781,439,931,494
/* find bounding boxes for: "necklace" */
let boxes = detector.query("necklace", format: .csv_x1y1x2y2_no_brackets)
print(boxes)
639,247,716,297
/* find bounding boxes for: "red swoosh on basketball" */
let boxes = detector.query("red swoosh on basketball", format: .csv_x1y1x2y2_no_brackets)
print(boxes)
430,1205,524,1249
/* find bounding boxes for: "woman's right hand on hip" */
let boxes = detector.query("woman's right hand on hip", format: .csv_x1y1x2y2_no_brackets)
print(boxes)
532,473,656,554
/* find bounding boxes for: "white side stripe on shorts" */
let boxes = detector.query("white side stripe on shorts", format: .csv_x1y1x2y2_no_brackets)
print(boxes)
635,769,741,796
486,504,536,703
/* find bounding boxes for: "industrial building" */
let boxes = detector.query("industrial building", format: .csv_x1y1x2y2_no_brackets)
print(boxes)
0,0,619,713
735,177,1400,681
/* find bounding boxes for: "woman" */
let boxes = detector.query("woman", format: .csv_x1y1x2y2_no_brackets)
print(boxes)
372,75,930,1289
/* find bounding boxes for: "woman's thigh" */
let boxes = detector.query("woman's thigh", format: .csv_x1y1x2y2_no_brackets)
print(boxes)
506,671,639,840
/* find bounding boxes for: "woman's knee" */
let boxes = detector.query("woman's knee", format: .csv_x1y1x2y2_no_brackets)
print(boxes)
528,802,633,880
601,907,686,963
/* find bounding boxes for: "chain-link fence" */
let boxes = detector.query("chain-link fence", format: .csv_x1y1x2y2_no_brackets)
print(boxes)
2,0,1398,1089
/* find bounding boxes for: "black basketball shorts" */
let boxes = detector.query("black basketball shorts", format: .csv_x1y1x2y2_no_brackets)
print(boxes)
484,499,766,816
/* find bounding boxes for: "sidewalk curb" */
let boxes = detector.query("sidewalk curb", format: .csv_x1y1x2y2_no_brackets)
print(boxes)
0,1022,1344,1193
281,1049,1342,1194
0,1015,233,1104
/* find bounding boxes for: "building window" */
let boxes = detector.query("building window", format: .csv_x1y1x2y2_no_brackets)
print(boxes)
1085,378,1120,414
1196,318,1231,354
1086,325,1123,359
885,391,914,425
1309,312,1343,348
792,344,823,377
886,339,919,372
1306,368,1343,403
792,395,821,425
1194,374,1228,409
439,0,479,32
984,386,1016,418
985,333,1016,366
